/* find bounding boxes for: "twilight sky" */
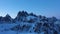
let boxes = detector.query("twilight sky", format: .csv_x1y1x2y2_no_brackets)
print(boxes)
0,0,60,19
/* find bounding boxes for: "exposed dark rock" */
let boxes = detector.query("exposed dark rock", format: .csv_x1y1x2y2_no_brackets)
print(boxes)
43,23,49,28
0,14,12,23
29,13,37,17
17,11,28,17
27,19,35,23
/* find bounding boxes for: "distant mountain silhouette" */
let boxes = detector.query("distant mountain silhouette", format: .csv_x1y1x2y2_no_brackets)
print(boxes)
0,11,57,23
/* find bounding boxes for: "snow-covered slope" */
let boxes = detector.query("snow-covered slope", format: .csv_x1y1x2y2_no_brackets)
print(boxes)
0,11,60,34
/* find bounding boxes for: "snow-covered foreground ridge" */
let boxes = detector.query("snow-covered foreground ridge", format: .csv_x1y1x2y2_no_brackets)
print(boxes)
0,11,60,34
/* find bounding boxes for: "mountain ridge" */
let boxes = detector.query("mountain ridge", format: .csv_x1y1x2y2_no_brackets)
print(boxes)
0,11,60,34
0,11,58,23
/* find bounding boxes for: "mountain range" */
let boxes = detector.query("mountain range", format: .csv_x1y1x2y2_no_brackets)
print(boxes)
0,11,60,34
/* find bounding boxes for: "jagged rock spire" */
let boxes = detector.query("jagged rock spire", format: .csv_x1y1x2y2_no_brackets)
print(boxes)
15,11,29,21
17,11,28,17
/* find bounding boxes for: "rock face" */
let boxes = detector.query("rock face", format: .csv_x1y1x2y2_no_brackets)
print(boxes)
14,11,29,22
0,14,13,23
3,14,12,22
0,11,60,34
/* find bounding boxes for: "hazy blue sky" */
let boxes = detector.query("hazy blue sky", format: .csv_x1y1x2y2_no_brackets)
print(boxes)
0,0,60,18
